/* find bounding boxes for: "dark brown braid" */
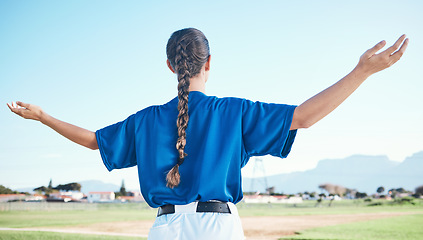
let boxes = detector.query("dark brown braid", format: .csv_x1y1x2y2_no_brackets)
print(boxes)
165,28,210,188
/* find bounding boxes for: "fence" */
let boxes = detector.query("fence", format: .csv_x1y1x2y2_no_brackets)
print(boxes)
0,201,153,211
0,202,99,211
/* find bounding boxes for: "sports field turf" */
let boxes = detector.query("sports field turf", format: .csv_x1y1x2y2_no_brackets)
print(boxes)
0,231,143,240
0,207,155,228
281,213,423,240
0,199,422,239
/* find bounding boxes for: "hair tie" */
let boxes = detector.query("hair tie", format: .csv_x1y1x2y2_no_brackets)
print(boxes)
177,157,185,166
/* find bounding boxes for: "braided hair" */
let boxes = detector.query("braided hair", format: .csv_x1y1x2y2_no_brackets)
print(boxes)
165,28,210,188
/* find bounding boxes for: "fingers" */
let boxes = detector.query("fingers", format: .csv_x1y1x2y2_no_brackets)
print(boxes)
381,34,407,56
7,101,27,114
10,101,23,109
6,103,13,111
389,38,409,64
7,101,31,112
7,102,19,111
16,101,30,108
362,40,386,59
7,102,24,117
7,101,43,121
7,102,24,109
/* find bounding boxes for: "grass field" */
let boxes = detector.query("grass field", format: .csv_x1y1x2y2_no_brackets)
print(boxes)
0,231,141,240
1,199,422,239
281,214,423,240
236,199,423,216
0,207,155,228
0,203,153,240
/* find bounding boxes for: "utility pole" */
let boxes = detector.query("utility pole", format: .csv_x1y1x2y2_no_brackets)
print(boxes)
250,157,269,194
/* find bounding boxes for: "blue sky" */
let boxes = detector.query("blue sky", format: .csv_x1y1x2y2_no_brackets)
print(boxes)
1,0,422,191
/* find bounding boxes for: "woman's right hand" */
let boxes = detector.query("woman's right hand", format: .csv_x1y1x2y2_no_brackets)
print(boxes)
7,101,98,150
7,101,44,122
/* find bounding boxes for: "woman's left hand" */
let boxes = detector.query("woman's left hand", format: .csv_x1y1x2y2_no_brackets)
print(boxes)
7,101,44,121
291,34,409,130
354,34,409,78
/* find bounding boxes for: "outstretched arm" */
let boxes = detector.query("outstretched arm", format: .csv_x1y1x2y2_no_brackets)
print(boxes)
290,34,409,130
7,102,98,150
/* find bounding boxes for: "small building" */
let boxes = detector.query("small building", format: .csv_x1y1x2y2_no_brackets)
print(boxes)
49,191,84,201
0,194,26,202
243,195,303,204
117,191,145,202
25,194,47,202
88,191,115,203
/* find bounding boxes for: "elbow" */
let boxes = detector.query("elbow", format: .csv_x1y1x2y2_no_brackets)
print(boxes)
88,145,99,150
83,142,98,150
86,136,99,150
88,132,99,150
88,142,99,150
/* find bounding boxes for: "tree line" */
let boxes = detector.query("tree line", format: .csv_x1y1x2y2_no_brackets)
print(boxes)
0,185,25,195
317,183,423,198
33,179,81,195
244,183,423,199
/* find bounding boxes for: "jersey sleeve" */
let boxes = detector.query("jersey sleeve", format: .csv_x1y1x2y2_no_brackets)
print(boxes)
95,114,137,171
242,100,297,159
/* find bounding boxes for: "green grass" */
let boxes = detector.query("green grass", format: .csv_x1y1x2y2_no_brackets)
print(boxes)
280,213,423,240
0,203,157,228
0,231,146,240
1,200,422,228
237,199,423,217
0,209,156,228
1,200,422,240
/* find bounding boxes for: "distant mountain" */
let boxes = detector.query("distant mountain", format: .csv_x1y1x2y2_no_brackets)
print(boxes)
243,151,423,194
16,151,422,196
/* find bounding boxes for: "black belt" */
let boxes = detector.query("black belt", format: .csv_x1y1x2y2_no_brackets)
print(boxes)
157,202,231,217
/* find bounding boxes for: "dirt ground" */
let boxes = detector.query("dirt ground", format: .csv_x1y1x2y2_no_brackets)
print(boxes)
240,212,412,239
23,211,412,239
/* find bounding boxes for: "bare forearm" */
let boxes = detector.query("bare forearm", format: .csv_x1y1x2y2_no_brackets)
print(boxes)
7,101,99,150
40,113,98,150
293,68,368,129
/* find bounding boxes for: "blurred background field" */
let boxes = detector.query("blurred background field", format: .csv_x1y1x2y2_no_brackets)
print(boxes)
1,199,422,240
281,214,423,240
0,231,141,240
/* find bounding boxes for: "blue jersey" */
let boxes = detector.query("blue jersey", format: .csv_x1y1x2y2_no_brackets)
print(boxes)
96,91,297,208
